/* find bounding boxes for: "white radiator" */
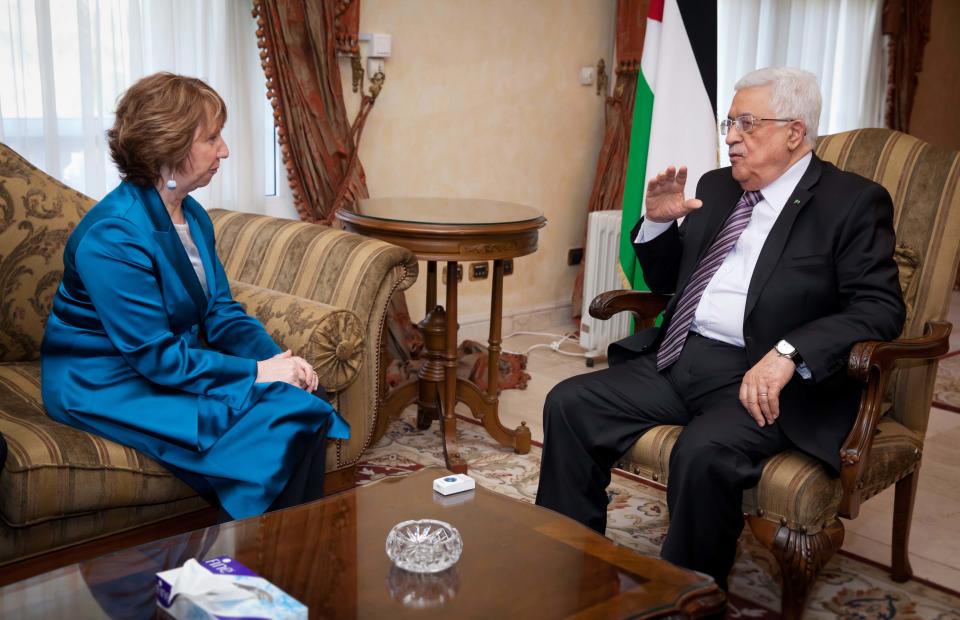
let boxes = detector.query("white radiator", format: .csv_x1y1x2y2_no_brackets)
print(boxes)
579,210,631,364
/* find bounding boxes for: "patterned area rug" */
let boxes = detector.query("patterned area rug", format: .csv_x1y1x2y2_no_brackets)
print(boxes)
934,351,960,412
358,411,960,619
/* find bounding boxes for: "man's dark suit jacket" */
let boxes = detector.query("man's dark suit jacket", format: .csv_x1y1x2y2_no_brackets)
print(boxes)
608,155,906,469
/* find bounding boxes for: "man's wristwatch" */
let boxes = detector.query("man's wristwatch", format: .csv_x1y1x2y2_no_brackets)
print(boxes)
775,339,798,362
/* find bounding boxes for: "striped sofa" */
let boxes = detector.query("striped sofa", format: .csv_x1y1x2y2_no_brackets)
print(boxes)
590,129,960,619
0,143,417,570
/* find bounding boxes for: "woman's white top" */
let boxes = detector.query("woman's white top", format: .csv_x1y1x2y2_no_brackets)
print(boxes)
173,222,209,295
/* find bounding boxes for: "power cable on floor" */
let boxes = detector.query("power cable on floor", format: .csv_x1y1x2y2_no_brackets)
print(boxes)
501,330,588,359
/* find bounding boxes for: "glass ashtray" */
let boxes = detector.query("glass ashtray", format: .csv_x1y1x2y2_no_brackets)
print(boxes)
385,519,463,573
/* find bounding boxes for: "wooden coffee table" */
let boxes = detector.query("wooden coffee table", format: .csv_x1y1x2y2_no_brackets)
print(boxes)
338,198,547,474
0,468,724,618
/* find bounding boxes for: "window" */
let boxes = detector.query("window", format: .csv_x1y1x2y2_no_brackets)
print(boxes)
1,0,286,215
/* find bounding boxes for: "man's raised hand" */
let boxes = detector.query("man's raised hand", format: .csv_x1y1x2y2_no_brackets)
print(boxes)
645,166,703,223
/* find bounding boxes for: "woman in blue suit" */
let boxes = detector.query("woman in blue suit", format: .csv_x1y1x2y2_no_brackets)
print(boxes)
41,73,349,520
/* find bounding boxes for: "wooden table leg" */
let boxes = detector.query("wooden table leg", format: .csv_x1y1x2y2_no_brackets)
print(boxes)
415,258,531,467
378,270,445,439
426,261,437,310
455,259,530,454
416,262,441,429
441,260,467,473
415,306,446,429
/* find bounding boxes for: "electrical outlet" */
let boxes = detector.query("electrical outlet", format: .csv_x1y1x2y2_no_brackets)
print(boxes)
469,262,489,280
503,258,514,276
442,264,463,284
567,248,584,266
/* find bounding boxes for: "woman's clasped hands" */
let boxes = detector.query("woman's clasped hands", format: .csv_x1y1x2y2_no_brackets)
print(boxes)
256,349,319,393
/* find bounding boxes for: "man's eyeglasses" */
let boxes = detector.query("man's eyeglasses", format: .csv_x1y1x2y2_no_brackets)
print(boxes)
719,114,794,135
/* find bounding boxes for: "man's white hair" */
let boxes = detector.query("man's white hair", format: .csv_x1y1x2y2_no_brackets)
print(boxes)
734,67,821,147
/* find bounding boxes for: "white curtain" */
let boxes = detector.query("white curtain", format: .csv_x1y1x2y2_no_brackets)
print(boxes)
0,0,291,215
718,0,886,161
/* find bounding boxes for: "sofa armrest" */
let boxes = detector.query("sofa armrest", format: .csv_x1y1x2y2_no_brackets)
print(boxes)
210,209,418,315
231,281,364,393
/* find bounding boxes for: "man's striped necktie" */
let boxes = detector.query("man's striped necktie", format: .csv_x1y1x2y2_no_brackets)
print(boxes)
655,190,763,371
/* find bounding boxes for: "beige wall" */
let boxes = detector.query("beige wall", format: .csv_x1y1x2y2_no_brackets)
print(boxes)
342,0,615,323
909,0,960,150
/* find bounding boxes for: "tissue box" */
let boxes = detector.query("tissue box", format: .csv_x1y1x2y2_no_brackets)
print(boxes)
156,555,307,620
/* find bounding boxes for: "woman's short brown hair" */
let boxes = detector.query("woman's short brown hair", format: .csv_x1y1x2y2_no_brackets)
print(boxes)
107,72,227,187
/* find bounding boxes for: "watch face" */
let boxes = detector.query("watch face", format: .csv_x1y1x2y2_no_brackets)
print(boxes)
776,340,796,356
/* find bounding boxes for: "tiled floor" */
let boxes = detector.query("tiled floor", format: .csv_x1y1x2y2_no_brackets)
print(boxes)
461,311,960,592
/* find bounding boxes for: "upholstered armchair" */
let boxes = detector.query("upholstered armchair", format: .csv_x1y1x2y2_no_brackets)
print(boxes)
0,143,418,576
590,129,960,619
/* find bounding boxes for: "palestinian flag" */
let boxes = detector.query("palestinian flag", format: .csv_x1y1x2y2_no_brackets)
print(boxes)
619,0,718,291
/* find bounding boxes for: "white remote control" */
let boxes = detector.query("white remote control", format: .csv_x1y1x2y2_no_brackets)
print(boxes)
433,473,475,496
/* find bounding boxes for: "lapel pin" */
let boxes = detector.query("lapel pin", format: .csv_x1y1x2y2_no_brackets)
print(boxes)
793,199,800,205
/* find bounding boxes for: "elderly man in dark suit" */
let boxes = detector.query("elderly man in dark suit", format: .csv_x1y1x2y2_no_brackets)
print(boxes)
535,67,905,590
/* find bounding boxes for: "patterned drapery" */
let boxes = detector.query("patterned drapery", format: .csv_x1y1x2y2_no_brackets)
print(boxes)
252,0,371,223
882,0,933,132
571,0,648,317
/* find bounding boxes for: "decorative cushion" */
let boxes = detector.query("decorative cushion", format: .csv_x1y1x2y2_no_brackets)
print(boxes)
231,281,365,392
0,143,93,363
0,363,198,527
619,416,922,534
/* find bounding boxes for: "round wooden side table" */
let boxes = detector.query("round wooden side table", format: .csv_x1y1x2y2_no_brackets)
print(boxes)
337,198,547,473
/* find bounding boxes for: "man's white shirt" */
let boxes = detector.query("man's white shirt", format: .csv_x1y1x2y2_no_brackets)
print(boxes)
635,153,813,372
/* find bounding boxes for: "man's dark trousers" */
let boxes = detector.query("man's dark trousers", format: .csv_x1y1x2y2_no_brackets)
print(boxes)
535,333,794,589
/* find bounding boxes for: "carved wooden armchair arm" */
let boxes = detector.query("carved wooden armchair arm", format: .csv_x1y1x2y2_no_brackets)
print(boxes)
839,320,952,517
588,290,672,330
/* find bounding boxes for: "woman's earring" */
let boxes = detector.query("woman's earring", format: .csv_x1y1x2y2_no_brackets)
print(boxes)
166,179,177,190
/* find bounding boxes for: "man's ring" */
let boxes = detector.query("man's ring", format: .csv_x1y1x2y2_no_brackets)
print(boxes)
759,393,768,397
